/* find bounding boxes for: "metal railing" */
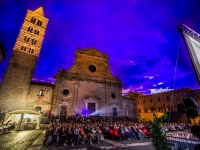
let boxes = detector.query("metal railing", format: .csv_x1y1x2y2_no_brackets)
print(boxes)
167,136,200,150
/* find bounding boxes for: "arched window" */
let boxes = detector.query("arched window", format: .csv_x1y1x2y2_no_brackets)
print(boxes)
27,38,30,43
158,98,161,102
24,36,27,42
167,96,170,101
24,47,26,51
158,106,163,112
167,105,172,112
31,39,36,45
37,20,42,26
39,20,42,26
31,17,34,23
30,28,33,32
21,46,24,50
177,103,185,113
37,30,39,35
31,49,34,53
150,106,155,112
144,107,148,113
28,27,30,31
33,18,36,23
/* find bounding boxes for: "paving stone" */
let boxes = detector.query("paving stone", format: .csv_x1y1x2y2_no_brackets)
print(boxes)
0,130,43,150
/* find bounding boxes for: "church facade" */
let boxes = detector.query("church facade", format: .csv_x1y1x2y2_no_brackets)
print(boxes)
51,48,125,117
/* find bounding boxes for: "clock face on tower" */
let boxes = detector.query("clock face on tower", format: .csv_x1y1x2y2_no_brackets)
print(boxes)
88,65,96,72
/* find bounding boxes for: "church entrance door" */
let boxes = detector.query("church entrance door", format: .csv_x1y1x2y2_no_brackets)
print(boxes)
60,106,67,121
88,103,96,115
113,108,117,118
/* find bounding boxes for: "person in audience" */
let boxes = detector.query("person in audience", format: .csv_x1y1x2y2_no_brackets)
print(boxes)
44,115,192,147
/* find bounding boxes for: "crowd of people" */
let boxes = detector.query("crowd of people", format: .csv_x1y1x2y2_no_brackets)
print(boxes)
44,115,192,147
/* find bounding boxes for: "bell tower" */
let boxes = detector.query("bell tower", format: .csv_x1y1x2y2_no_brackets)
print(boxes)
0,7,48,111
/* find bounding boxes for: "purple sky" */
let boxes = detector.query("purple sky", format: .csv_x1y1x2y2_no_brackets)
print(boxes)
0,0,200,95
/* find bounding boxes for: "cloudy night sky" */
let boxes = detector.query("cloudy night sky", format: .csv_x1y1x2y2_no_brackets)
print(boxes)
0,0,200,95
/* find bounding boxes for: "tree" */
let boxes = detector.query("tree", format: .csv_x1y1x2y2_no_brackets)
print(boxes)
186,107,198,124
148,112,170,150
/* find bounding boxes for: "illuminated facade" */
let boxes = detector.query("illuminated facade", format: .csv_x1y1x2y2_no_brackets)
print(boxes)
127,88,192,121
51,48,127,117
0,7,48,112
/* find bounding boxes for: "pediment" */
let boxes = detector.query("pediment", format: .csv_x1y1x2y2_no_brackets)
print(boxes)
76,48,109,59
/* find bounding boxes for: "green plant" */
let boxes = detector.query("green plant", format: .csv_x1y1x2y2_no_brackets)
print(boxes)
186,107,198,124
148,112,170,150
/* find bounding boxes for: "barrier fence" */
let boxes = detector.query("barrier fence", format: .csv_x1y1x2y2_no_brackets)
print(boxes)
166,132,200,150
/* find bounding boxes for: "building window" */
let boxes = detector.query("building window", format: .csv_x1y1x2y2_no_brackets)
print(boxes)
38,90,44,96
28,27,33,32
27,38,30,43
167,105,172,112
143,100,145,103
62,89,70,96
167,96,170,101
37,20,42,26
150,107,155,112
150,99,152,103
32,39,37,45
138,109,141,113
24,36,27,42
111,93,116,99
88,65,96,72
158,107,163,112
21,46,24,50
144,108,148,113
158,98,161,102
31,17,36,23
34,30,39,35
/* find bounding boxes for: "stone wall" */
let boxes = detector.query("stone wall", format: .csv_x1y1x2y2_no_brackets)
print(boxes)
53,79,122,117
0,50,38,111
121,98,134,118
26,82,54,113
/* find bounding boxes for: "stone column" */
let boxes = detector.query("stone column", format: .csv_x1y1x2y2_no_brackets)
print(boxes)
51,71,61,114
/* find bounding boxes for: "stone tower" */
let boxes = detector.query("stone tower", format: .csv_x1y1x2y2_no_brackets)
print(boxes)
0,7,48,112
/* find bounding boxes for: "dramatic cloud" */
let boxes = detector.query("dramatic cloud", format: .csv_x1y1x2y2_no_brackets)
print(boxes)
0,0,199,95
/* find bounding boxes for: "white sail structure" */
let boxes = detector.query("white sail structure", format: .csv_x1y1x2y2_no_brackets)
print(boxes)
179,24,200,85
